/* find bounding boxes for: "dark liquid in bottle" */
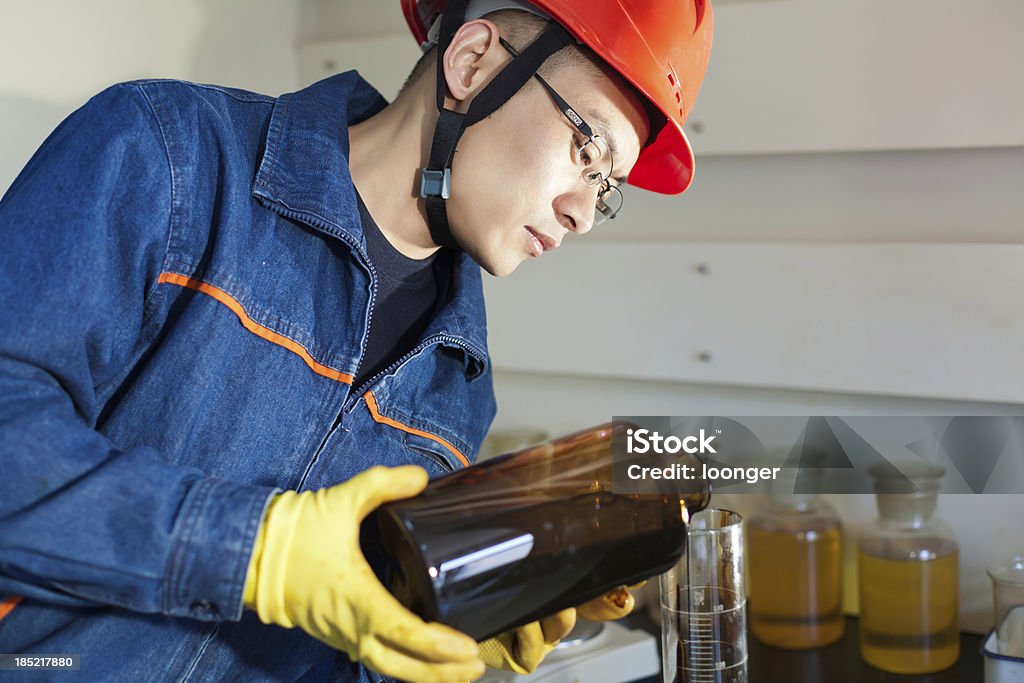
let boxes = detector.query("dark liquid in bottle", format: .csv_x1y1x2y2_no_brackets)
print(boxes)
362,423,710,641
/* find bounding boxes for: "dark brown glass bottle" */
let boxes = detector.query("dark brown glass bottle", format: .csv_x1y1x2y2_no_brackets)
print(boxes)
362,422,711,641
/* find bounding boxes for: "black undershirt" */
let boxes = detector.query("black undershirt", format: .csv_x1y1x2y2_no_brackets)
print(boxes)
353,190,449,387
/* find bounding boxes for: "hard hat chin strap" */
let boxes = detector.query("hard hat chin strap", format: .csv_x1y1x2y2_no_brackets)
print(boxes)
420,0,574,249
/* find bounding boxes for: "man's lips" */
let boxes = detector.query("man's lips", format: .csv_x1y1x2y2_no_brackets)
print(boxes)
525,227,558,257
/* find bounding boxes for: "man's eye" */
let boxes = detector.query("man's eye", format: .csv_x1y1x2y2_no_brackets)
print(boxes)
573,137,592,165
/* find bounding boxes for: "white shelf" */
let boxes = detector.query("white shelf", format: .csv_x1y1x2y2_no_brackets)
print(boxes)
483,243,1024,404
685,0,1024,155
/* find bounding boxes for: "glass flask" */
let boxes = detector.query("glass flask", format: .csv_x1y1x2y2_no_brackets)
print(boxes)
748,494,844,649
361,422,711,641
988,555,1024,657
858,463,959,674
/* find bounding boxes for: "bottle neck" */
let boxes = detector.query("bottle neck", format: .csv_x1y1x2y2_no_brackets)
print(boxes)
773,493,820,510
876,491,937,528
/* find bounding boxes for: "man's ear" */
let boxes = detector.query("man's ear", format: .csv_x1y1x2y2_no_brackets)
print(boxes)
441,19,506,109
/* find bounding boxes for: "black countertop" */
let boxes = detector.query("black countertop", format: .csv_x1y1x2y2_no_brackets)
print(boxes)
747,617,983,683
624,613,984,682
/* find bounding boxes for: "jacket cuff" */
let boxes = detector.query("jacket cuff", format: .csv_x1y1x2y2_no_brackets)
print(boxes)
164,478,278,621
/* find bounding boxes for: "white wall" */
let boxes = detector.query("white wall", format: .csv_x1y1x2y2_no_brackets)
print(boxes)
0,0,303,194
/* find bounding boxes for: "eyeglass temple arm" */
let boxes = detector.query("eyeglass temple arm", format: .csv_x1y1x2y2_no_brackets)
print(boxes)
497,37,596,140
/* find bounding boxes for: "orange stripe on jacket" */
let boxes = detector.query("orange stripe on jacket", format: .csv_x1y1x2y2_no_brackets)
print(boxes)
0,595,23,621
364,390,470,468
158,273,353,384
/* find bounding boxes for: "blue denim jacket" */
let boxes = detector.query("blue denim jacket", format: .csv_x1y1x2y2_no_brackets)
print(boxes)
0,72,496,681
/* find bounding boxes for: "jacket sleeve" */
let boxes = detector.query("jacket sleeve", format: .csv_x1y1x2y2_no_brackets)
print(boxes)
0,83,276,623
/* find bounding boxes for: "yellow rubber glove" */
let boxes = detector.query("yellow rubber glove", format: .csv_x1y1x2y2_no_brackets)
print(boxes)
243,465,485,683
478,608,577,674
576,582,645,621
478,582,646,673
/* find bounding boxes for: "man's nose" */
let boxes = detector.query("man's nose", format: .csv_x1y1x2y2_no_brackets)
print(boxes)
555,187,596,236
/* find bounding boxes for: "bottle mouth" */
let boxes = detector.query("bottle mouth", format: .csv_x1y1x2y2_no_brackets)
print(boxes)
768,492,820,508
688,508,743,534
869,461,945,494
988,555,1024,586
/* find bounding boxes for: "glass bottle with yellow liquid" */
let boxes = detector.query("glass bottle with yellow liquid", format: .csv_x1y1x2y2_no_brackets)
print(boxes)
749,494,844,649
858,463,959,674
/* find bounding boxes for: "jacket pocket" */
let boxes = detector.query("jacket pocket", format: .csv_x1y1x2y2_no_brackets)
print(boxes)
401,431,460,476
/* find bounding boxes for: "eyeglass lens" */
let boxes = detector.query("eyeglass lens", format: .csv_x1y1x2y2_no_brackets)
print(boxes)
594,184,623,225
578,136,613,186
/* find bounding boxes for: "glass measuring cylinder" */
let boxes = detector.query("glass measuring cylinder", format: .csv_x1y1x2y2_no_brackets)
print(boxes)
661,509,747,683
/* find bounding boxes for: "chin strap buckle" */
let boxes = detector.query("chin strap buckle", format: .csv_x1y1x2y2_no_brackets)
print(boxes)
419,168,452,200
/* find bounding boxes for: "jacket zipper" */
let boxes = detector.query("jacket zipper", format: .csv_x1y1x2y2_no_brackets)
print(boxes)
266,203,380,416
268,205,377,484
267,203,486,478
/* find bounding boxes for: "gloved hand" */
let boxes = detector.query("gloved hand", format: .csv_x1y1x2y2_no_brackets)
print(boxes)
243,466,485,683
576,582,646,621
477,581,646,674
478,608,576,674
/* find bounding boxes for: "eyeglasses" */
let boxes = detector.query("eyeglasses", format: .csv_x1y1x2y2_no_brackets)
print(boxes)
499,38,624,226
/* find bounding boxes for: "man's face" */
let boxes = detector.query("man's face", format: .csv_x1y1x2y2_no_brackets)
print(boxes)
445,63,649,277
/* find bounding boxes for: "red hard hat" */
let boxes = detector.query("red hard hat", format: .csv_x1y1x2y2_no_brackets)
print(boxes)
401,0,713,194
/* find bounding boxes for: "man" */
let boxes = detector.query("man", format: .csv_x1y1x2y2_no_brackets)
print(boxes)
0,0,712,680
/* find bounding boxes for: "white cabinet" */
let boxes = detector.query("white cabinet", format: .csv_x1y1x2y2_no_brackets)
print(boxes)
483,243,1024,404
685,0,1024,155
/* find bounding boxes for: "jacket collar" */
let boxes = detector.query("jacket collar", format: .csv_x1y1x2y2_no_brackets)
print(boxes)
252,71,382,246
251,71,489,375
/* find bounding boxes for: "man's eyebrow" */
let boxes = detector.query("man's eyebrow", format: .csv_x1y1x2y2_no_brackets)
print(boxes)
585,109,627,184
